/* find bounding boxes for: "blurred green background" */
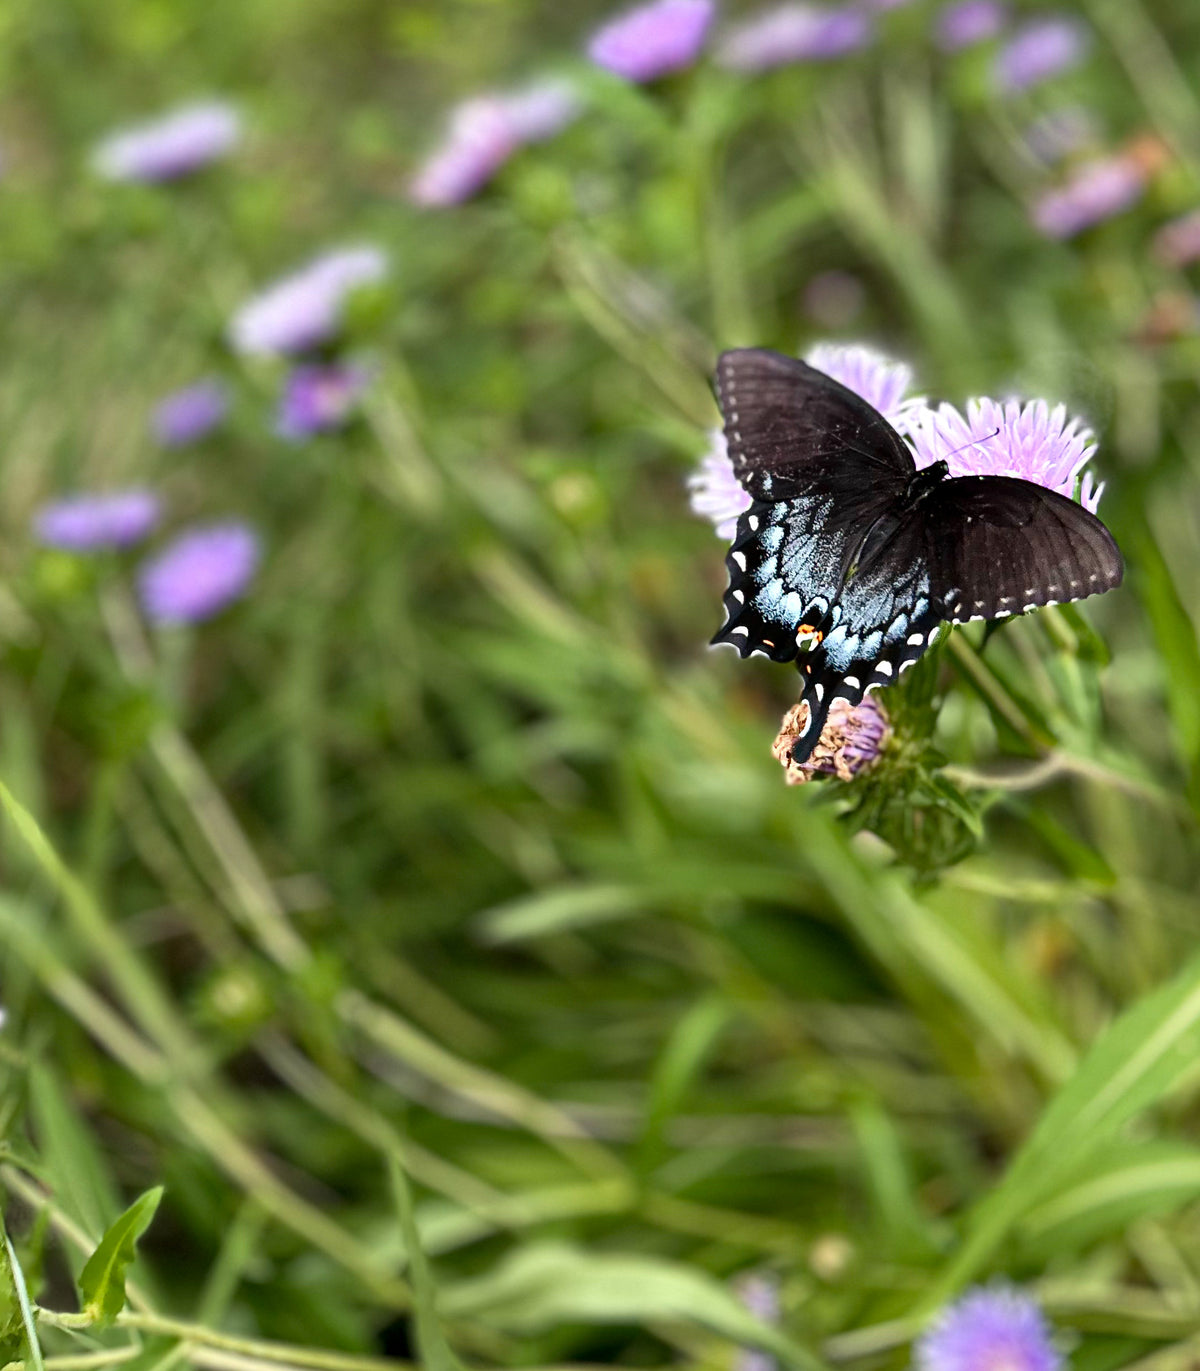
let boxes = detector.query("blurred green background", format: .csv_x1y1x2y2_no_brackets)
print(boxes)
4,1,1200,1368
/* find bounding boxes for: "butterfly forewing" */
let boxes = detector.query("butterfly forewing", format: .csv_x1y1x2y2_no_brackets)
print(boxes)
716,349,914,502
926,476,1123,622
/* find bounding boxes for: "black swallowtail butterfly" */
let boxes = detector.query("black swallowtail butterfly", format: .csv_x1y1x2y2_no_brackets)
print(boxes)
711,348,1124,764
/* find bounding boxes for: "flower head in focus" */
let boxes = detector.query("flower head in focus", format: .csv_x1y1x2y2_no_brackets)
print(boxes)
716,5,873,71
774,695,890,784
1154,209,1200,268
35,490,161,552
994,15,1089,94
588,0,716,82
409,79,581,207
152,379,229,447
805,342,924,432
1031,154,1145,239
935,1,1007,53
228,246,388,357
138,522,260,625
92,101,241,182
276,363,372,440
915,1286,1061,1371
908,396,1103,511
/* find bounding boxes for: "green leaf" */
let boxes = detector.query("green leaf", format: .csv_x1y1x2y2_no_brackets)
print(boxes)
78,1187,163,1329
388,1155,465,1371
2,1221,44,1371
438,1242,828,1371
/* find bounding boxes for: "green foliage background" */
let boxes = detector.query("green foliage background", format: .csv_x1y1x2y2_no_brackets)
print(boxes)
3,0,1200,1368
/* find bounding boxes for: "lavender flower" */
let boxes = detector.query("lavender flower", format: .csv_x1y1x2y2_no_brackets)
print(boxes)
409,79,581,207
995,15,1089,94
774,695,890,783
689,435,752,539
588,0,716,82
152,379,229,447
805,342,924,432
276,363,371,440
1031,155,1145,239
138,522,260,624
92,101,241,182
734,1274,780,1371
935,1,1007,53
915,1286,1061,1371
35,490,161,552
229,246,388,357
1154,209,1200,268
717,4,872,69
908,396,1103,511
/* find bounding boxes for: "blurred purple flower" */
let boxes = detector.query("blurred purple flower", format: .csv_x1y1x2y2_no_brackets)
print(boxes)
588,0,715,81
138,522,260,625
908,396,1103,511
1024,105,1097,164
92,101,241,182
915,1287,1061,1371
229,245,388,357
995,15,1089,94
409,79,581,207
152,379,229,447
1031,155,1145,239
806,342,924,432
35,490,161,552
689,434,751,539
1154,209,1200,268
776,695,890,783
276,363,371,440
717,4,872,69
935,0,1007,52
734,1274,780,1371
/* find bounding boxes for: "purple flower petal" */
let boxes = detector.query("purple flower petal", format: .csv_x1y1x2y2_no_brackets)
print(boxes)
409,79,581,208
717,4,873,70
688,433,753,538
276,363,372,440
915,1286,1062,1371
1153,208,1200,268
935,0,1007,53
588,0,716,82
138,522,260,625
805,342,924,432
995,15,1089,94
1031,155,1145,239
228,245,388,357
152,379,229,447
908,396,1103,510
92,101,241,182
35,490,161,552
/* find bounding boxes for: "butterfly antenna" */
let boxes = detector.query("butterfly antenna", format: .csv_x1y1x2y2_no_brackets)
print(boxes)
939,426,1002,463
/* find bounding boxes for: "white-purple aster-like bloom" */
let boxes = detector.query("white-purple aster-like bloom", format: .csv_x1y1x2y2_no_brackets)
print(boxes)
909,395,1103,511
689,434,752,539
228,245,388,357
35,490,161,552
935,0,1007,53
1153,209,1200,268
409,79,581,208
1031,155,1145,239
805,342,924,432
138,522,260,625
588,0,716,82
92,101,241,183
152,379,229,447
915,1286,1061,1371
276,363,372,440
716,4,873,70
994,15,1089,94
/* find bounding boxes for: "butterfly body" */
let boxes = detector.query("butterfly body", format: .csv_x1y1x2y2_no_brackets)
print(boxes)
711,348,1123,763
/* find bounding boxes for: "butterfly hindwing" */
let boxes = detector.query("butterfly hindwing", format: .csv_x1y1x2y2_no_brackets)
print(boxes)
925,476,1123,622
716,349,914,503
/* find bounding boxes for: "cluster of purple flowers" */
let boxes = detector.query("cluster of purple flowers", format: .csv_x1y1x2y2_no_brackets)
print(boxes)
691,341,1109,776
